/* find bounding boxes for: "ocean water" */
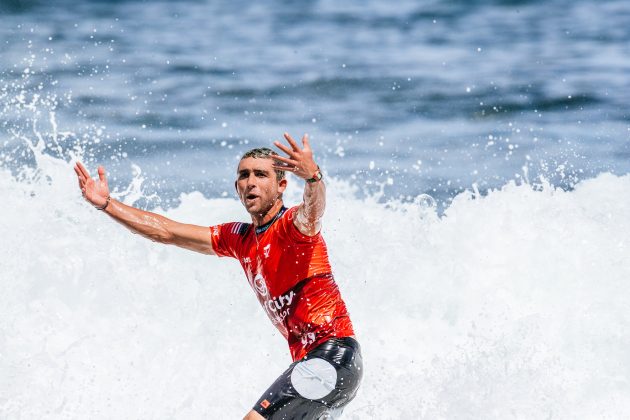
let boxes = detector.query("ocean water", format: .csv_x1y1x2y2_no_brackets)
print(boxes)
1,0,630,418
1,0,629,203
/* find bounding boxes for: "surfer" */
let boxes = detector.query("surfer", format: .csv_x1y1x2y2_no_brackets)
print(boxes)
74,133,362,420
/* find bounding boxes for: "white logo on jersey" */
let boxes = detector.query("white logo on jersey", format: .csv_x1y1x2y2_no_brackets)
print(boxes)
253,273,269,296
264,290,295,326
263,244,271,258
266,291,295,313
242,257,251,264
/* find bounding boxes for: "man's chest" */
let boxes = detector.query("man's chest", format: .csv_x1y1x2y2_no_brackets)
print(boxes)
237,233,296,295
238,233,283,265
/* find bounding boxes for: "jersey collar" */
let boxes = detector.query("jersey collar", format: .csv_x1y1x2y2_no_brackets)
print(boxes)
255,206,287,235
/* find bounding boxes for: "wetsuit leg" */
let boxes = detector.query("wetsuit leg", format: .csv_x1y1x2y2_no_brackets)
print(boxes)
253,337,363,420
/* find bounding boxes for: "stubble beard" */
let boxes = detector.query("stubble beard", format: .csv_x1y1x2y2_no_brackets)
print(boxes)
246,194,281,221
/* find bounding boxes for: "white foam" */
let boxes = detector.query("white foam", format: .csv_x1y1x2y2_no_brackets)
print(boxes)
1,150,630,419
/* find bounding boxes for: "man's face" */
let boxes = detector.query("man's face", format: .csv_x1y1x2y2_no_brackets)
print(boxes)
236,157,287,215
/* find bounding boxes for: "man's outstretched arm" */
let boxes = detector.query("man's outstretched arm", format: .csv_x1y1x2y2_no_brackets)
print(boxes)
73,162,215,255
273,133,325,237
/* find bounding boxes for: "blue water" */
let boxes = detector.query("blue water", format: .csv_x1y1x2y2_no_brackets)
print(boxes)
2,0,629,206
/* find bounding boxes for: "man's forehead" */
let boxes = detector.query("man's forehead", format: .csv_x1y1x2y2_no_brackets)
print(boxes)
237,157,274,172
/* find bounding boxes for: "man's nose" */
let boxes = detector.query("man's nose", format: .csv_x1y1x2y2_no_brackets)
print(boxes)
246,174,257,187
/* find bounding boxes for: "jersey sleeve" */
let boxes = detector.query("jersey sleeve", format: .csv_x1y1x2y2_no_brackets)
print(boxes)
283,206,320,243
209,222,248,258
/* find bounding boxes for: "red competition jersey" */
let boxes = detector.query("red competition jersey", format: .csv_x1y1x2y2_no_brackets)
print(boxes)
209,206,354,361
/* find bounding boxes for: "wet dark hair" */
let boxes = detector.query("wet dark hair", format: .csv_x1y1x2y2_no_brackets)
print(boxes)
240,147,286,181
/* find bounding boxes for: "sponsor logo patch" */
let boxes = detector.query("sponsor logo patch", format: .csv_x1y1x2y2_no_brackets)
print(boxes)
253,273,269,296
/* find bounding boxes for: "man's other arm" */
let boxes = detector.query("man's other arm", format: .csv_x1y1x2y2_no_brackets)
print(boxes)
74,161,215,255
103,199,216,255
273,133,325,237
294,175,325,236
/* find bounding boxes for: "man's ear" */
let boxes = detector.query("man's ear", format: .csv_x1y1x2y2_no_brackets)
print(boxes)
278,178,288,194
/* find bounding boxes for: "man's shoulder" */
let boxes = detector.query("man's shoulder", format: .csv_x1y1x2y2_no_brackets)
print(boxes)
282,205,300,219
278,205,301,228
228,221,252,236
279,205,322,241
216,221,251,237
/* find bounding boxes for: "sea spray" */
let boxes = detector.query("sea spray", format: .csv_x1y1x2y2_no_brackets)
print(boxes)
1,147,629,418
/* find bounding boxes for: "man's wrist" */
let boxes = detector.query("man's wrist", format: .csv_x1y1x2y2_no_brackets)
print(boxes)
306,166,323,183
96,196,111,211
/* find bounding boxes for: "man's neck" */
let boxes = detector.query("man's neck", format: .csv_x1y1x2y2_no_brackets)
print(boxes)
250,200,284,227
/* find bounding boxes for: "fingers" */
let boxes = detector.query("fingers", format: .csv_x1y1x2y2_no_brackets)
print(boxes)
272,155,297,173
74,166,85,190
283,132,300,151
97,165,107,183
74,163,89,194
74,165,83,181
273,140,294,157
272,163,297,172
271,154,297,166
273,133,314,177
76,161,90,179
272,164,295,172
302,133,310,149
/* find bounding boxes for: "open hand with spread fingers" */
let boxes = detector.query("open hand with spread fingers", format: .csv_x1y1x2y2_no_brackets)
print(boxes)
74,161,111,209
272,133,320,181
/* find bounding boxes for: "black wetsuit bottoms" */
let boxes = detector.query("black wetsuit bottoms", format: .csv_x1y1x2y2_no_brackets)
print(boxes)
253,337,363,420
